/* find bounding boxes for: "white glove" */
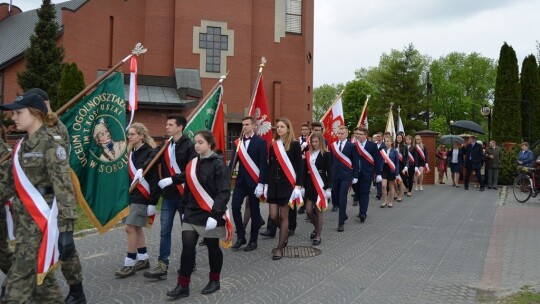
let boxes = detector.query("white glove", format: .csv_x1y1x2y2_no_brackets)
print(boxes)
301,142,308,150
205,217,217,230
301,188,305,197
158,177,173,189
396,175,402,183
254,183,264,198
352,178,358,184
292,188,302,200
147,205,156,216
402,166,408,174
134,168,143,181
324,189,332,199
376,175,382,183
263,184,268,198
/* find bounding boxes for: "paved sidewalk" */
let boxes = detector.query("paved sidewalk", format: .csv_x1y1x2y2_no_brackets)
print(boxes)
7,183,534,303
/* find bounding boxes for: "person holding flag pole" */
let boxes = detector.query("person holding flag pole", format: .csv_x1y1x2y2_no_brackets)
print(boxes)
352,94,370,207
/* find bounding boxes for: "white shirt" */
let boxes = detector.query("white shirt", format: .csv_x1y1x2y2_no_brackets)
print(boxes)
452,149,459,163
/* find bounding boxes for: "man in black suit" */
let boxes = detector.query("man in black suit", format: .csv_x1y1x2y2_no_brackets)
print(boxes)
373,132,384,199
331,126,359,232
229,117,268,251
464,135,485,191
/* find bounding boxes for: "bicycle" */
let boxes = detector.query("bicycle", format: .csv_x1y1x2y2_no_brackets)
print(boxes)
512,166,539,203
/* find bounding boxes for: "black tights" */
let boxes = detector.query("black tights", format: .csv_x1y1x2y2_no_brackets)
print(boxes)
269,204,290,254
179,230,222,278
305,200,322,238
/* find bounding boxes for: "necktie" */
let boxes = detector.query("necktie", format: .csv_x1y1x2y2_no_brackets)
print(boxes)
339,141,342,152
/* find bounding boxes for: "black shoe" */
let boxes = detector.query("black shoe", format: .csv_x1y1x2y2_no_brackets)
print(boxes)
488,186,492,189
337,225,344,232
167,285,189,298
298,207,305,214
244,242,258,252
201,281,220,295
479,187,485,191
260,230,276,238
312,238,321,246
360,214,366,223
493,187,498,190
331,206,338,212
198,239,206,246
345,215,349,221
288,229,295,237
309,230,316,239
65,284,87,304
464,186,469,190
231,238,247,250
352,200,359,206
376,195,382,200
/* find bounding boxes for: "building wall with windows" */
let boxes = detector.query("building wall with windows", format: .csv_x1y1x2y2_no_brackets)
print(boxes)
1,0,313,142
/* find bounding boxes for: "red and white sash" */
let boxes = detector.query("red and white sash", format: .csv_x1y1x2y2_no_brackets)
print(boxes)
330,141,352,170
355,141,375,166
416,145,429,171
13,140,59,285
234,138,260,184
129,152,155,226
398,151,403,162
408,150,415,164
164,141,185,196
185,158,233,247
272,140,303,208
129,152,150,200
305,151,327,210
380,149,396,172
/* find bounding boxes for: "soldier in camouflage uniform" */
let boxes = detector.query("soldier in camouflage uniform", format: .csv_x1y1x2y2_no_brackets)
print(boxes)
0,133,14,298
0,93,78,303
25,88,86,304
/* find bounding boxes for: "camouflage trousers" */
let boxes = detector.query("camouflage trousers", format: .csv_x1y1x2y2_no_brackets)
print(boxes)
3,234,63,303
58,229,83,285
0,207,13,275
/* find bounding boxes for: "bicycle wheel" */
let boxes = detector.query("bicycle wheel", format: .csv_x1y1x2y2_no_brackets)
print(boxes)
513,174,532,203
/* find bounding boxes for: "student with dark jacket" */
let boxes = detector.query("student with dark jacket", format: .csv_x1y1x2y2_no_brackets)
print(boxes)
167,130,231,299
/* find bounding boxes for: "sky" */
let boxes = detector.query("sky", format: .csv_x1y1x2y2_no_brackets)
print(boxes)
13,0,540,87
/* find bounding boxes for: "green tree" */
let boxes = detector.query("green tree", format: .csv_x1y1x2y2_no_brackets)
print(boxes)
492,43,521,143
341,79,375,131
520,55,540,143
313,83,344,121
55,63,85,111
355,43,430,133
429,52,497,136
17,0,64,101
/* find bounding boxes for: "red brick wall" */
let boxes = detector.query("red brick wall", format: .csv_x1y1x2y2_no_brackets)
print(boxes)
415,130,440,185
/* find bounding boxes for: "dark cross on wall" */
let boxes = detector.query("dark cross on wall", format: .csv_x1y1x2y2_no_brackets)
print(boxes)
199,26,229,73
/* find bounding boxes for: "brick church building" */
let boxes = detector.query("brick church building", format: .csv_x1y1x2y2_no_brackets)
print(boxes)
0,0,314,151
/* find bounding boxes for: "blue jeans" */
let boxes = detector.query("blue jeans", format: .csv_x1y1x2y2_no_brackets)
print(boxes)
159,197,183,264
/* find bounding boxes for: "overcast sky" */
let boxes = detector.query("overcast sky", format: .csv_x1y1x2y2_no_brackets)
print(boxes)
14,0,540,87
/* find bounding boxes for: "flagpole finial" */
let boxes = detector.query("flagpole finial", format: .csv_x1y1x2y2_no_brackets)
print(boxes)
397,105,401,112
367,94,371,99
219,71,229,83
132,43,148,56
390,102,394,109
258,57,267,73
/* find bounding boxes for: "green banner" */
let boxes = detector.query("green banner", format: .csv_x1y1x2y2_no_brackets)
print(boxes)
184,85,223,139
60,72,129,233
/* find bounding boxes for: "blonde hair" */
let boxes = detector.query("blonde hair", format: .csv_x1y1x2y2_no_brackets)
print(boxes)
128,122,156,151
273,117,295,150
309,131,326,155
28,107,58,127
414,135,424,149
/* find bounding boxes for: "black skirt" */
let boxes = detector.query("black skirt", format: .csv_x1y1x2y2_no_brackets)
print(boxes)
381,164,396,181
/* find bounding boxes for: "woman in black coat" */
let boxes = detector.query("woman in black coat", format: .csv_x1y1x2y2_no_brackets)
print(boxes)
302,132,331,246
395,133,409,202
267,117,303,260
167,130,231,299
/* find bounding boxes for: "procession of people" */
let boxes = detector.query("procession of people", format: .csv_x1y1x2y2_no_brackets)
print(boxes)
0,89,534,303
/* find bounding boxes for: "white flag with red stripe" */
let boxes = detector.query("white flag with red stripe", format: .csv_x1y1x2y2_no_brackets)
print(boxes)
126,56,138,130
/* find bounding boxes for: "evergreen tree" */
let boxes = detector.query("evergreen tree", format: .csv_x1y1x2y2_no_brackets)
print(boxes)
492,43,521,143
55,63,85,111
17,0,64,101
341,79,375,131
520,55,540,143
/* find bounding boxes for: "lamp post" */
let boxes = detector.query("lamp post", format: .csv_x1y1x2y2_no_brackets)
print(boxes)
426,72,432,130
481,105,491,143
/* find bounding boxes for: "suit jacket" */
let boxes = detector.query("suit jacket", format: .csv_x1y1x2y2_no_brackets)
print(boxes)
303,150,332,191
465,142,483,169
448,148,464,167
518,149,534,168
397,143,409,169
331,140,359,181
229,135,268,188
381,147,400,175
484,146,502,169
267,140,303,201
356,140,383,179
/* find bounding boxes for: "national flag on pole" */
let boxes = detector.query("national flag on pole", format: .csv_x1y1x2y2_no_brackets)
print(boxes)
320,94,345,144
214,99,226,162
385,105,396,141
60,72,130,233
126,56,138,130
249,75,272,147
357,95,370,129
184,85,224,146
397,109,405,135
